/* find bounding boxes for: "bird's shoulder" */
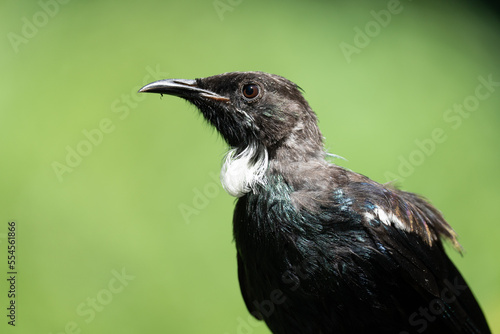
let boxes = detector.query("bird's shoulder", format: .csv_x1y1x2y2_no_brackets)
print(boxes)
282,162,460,249
280,162,464,297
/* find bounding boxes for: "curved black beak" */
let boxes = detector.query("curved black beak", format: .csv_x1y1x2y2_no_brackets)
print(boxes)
139,79,230,102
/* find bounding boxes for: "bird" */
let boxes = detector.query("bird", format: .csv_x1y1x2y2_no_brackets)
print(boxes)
139,71,491,334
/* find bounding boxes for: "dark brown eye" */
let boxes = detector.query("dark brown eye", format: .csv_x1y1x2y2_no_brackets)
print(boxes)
242,84,259,99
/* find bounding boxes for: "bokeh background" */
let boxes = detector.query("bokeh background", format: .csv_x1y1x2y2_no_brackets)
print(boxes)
1,0,499,333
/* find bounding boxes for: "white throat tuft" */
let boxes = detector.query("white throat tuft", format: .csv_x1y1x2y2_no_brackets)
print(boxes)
220,144,269,197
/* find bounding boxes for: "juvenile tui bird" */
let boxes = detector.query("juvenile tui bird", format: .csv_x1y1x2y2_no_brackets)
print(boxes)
139,72,490,334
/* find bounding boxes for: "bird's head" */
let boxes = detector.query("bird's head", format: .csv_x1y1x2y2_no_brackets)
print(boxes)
140,71,323,152
139,71,324,197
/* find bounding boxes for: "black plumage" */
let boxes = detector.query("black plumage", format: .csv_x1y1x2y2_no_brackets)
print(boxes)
140,72,490,333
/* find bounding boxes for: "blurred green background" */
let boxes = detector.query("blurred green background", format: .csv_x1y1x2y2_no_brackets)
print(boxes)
1,0,499,333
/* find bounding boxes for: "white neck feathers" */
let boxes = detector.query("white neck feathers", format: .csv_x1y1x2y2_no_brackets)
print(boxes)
220,144,268,197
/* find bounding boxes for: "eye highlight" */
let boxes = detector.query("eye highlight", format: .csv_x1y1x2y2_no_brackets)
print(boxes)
242,84,259,99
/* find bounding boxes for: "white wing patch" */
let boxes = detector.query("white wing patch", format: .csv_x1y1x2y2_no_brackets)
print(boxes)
364,206,408,231
220,144,268,197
